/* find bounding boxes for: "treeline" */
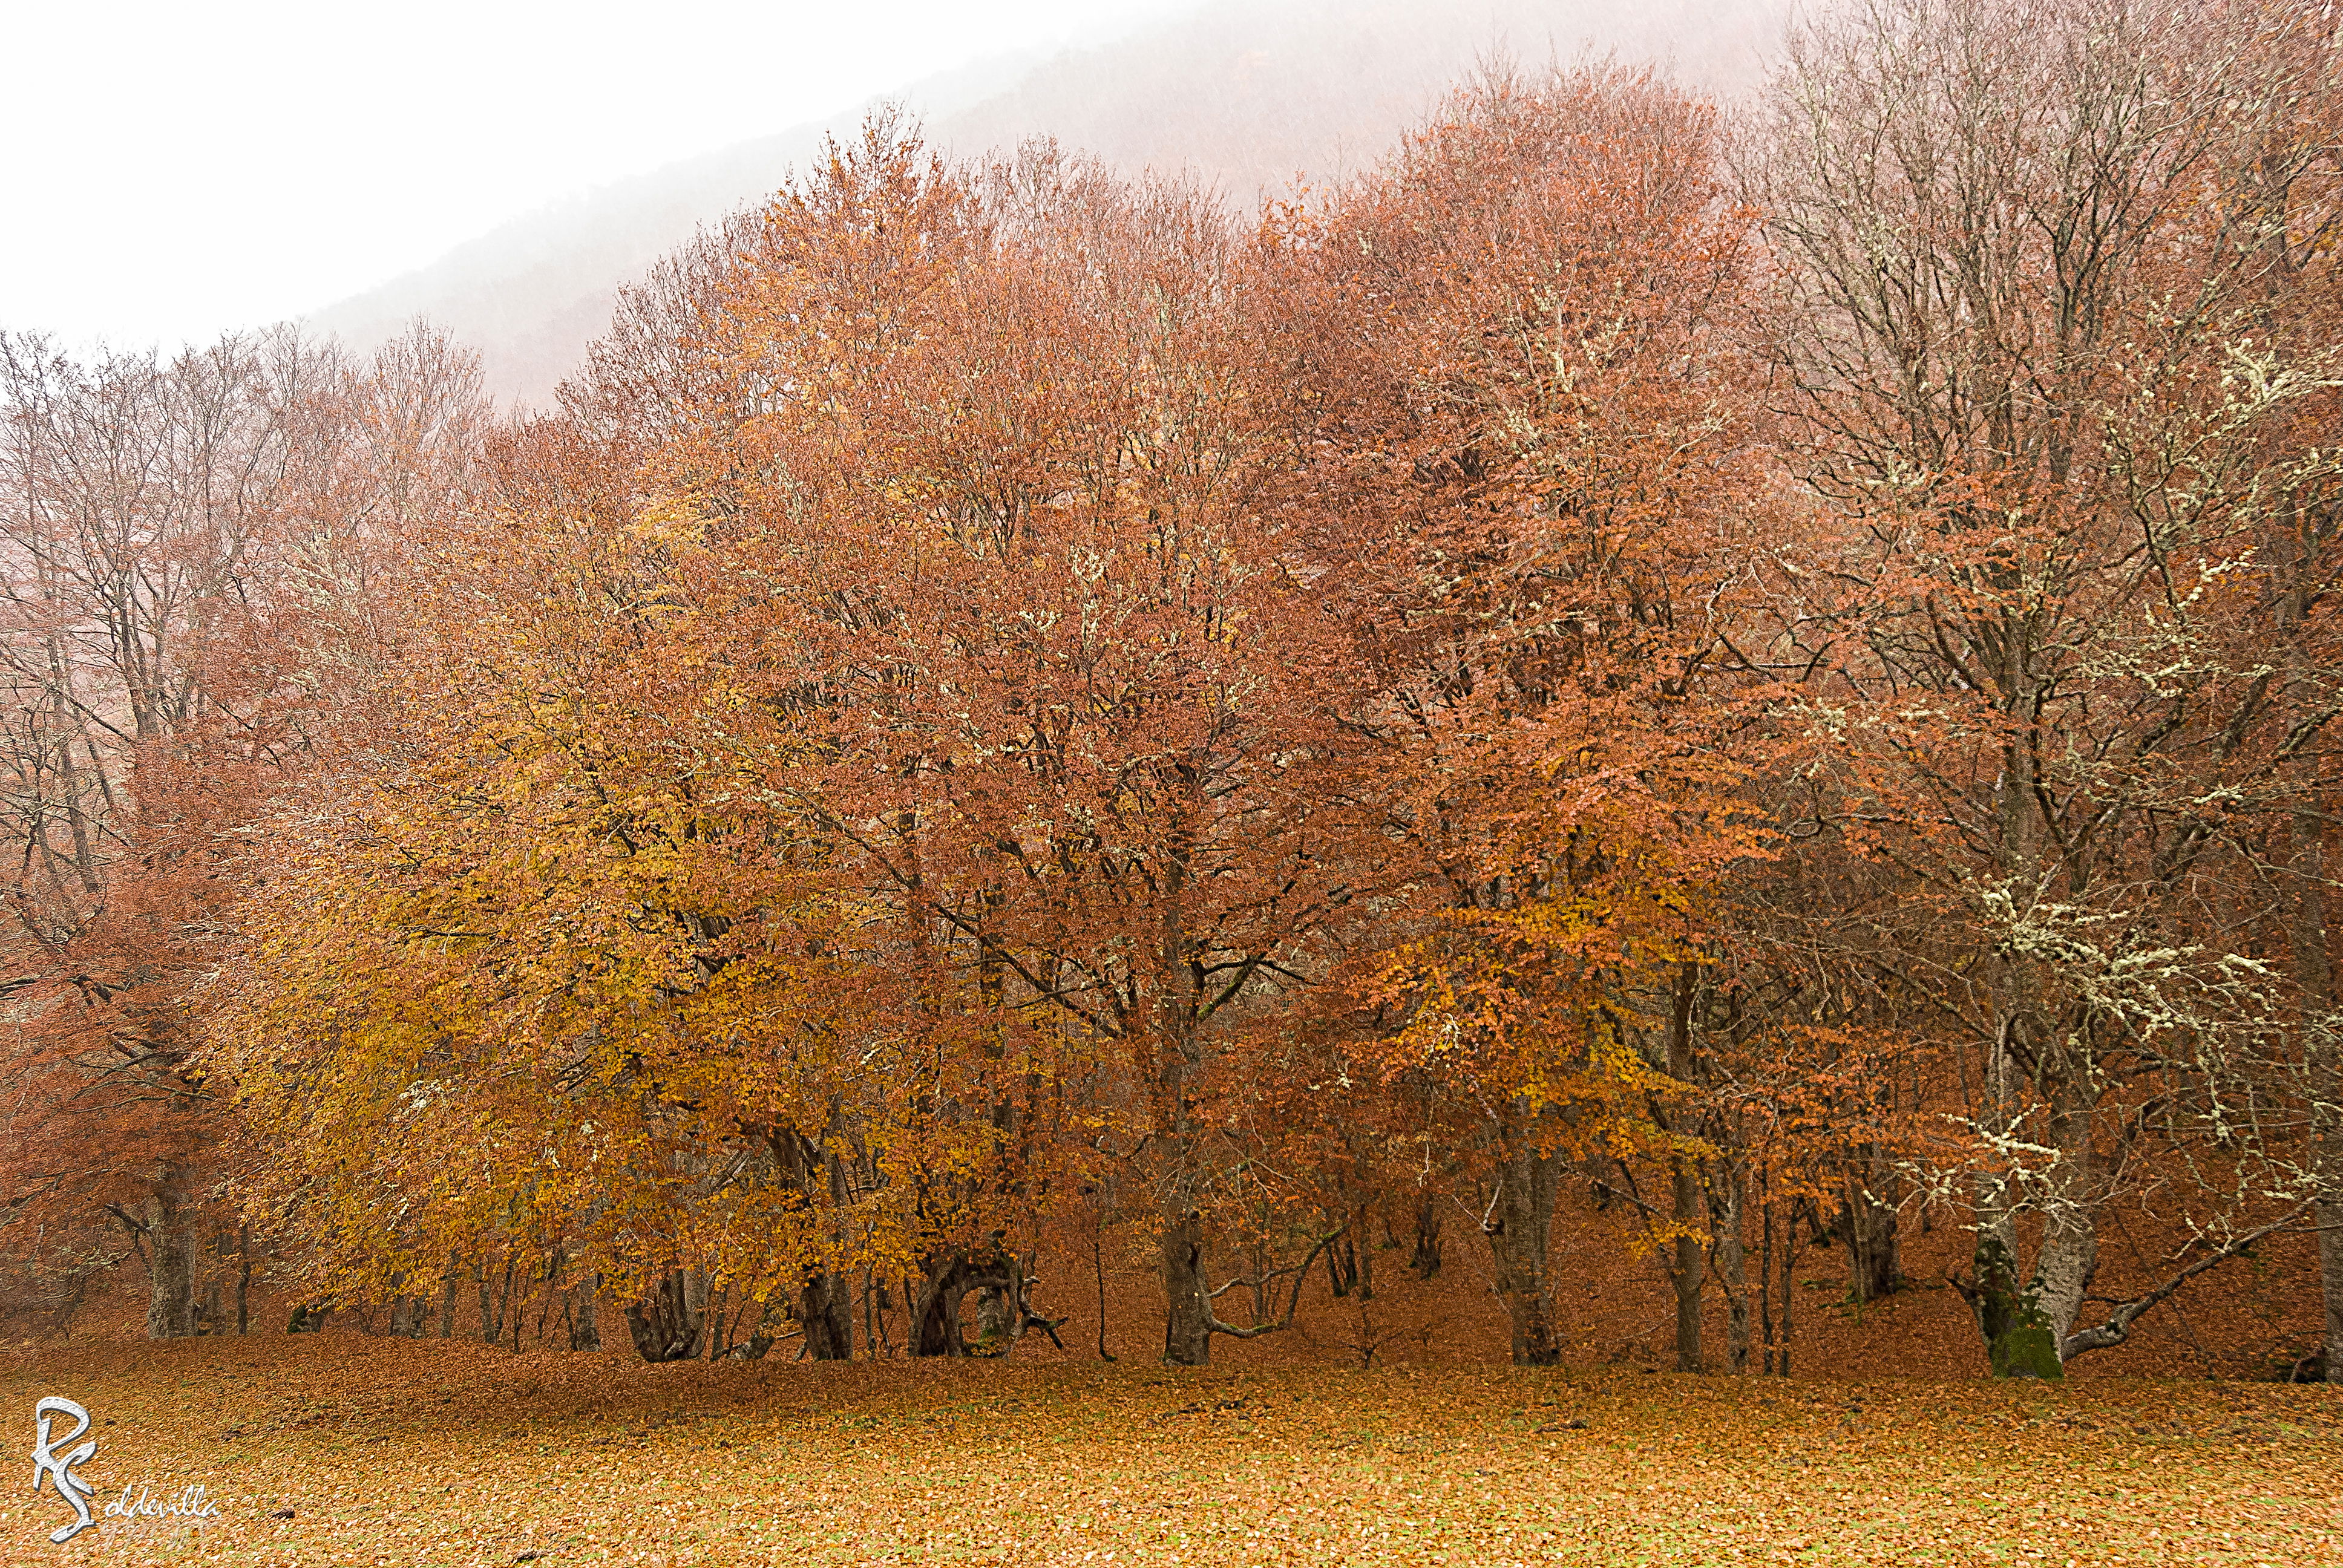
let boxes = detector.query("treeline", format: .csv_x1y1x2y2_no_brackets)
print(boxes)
4,0,2338,1381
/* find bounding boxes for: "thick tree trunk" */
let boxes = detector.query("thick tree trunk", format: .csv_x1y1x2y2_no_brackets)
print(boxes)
911,1243,1047,1357
624,1267,706,1362
1964,650,2066,1379
1758,1183,1774,1373
1971,1231,2061,1379
567,1275,601,1351
804,1144,857,1361
2278,698,2343,1382
2322,1120,2343,1385
142,1187,200,1339
1483,1113,1561,1366
1331,1237,1368,1293
384,1293,429,1337
768,1117,860,1361
799,1270,854,1361
2266,531,2343,1385
975,1282,1014,1345
1155,784,1213,1367
233,1225,251,1335
1970,999,2062,1377
1776,1204,1794,1376
1671,1157,1704,1372
1161,1208,1213,1365
477,1264,490,1342
1408,1191,1443,1279
733,1297,787,1360
911,1263,968,1357
2028,1069,2100,1363
197,1232,229,1333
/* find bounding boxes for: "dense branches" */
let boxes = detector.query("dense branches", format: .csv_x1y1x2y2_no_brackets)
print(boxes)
7,3,2335,1383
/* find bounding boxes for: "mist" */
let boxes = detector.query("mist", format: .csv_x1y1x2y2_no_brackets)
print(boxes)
306,0,1794,405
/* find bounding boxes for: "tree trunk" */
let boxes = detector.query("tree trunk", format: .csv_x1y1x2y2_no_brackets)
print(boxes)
1325,1235,1358,1298
1971,1232,2062,1379
1155,783,1213,1367
568,1275,601,1351
1758,1176,1776,1375
733,1297,786,1360
477,1254,517,1345
1712,1157,1751,1374
197,1232,228,1334
911,1242,1039,1357
975,1283,1014,1347
1408,1191,1443,1279
1671,1156,1704,1372
142,1187,200,1339
799,1270,854,1361
384,1292,428,1337
2322,1091,2343,1385
2278,669,2342,1382
1970,1004,2062,1377
623,1267,706,1362
1841,1155,1902,1302
2028,1066,2100,1364
1776,1204,1794,1377
1666,963,1704,1372
1161,1209,1213,1365
1482,1111,1561,1367
234,1225,252,1336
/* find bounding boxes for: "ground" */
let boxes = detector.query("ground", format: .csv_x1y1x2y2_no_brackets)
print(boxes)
1,1333,2335,1566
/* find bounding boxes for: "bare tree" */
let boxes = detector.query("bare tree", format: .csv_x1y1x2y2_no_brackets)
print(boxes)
1748,0,2343,1374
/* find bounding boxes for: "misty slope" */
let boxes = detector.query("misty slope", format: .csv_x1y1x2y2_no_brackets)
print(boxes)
309,0,1790,405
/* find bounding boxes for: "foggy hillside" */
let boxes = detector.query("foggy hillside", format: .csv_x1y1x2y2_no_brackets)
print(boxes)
309,0,1792,405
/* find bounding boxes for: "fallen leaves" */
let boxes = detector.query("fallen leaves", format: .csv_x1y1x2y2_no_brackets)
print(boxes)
1,1331,2336,1565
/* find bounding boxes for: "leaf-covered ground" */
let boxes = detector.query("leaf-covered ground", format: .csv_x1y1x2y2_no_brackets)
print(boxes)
2,1334,2335,1566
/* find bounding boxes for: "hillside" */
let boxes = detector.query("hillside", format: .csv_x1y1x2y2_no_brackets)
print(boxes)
306,0,1790,405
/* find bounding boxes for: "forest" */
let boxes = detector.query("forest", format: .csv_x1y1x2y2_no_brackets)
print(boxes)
4,0,2339,1407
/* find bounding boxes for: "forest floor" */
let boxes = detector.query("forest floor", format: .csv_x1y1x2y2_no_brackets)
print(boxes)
1,1331,2336,1567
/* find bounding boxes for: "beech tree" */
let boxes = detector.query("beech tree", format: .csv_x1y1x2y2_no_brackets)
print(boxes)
81,26,2335,1383
212,413,903,1359
1748,0,2343,1376
1272,65,1780,1365
644,126,1378,1365
0,324,480,1338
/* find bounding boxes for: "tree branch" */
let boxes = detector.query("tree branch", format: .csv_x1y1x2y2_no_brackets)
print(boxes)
1207,1226,1346,1339
2059,1205,2313,1361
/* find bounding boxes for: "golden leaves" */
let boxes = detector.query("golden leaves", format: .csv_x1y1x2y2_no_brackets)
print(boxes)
2,1334,2331,1566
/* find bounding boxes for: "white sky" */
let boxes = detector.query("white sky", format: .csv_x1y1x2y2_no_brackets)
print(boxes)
1,0,1191,353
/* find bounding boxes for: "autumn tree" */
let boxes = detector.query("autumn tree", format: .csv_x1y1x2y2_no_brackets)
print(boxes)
1748,0,2343,1376
1270,64,1781,1366
211,411,913,1360
0,324,480,1338
625,122,1383,1366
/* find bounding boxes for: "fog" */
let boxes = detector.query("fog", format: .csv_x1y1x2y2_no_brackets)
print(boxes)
8,0,1792,405
2,0,1191,352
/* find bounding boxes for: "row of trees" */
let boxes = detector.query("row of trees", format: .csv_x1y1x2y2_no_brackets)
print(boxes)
5,0,2338,1379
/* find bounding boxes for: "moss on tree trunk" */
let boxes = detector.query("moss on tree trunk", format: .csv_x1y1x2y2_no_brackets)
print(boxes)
1973,1235,2063,1380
